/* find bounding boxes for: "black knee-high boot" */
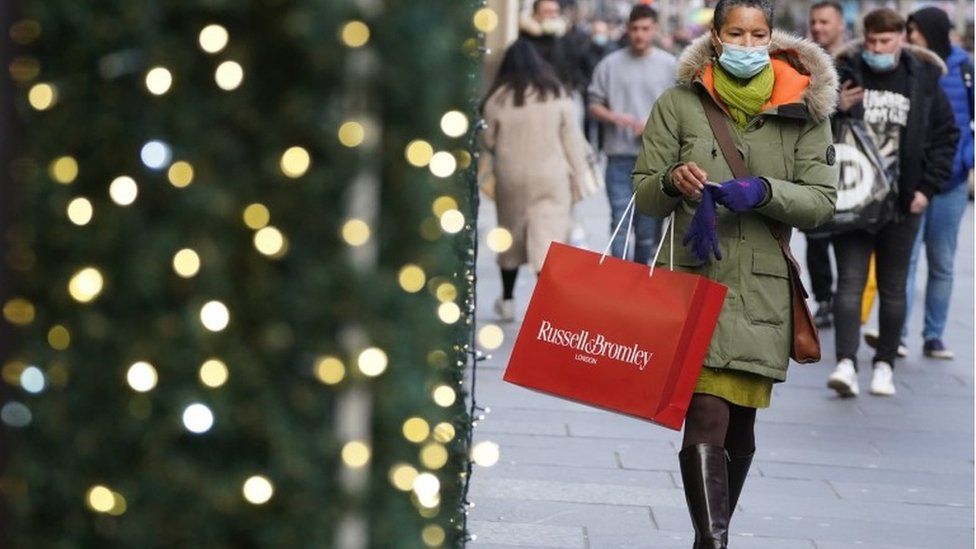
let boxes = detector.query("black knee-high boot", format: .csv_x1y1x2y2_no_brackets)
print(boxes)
727,452,753,518
679,444,730,549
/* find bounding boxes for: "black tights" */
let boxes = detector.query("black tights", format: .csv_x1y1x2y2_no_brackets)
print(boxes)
681,394,756,458
501,268,518,300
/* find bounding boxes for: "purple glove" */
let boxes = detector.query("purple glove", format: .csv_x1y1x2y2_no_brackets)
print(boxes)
682,186,722,263
711,176,768,213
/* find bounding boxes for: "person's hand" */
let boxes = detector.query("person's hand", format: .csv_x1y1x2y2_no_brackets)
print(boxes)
670,162,708,200
682,186,722,263
612,113,641,131
630,117,647,137
711,176,768,213
837,80,864,112
909,191,929,214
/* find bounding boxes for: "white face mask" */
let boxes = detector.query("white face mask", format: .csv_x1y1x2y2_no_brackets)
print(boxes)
540,18,567,36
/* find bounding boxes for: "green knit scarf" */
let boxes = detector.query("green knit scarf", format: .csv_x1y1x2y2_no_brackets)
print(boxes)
712,62,774,128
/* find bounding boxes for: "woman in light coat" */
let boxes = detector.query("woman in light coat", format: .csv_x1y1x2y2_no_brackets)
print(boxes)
481,39,589,321
632,0,838,546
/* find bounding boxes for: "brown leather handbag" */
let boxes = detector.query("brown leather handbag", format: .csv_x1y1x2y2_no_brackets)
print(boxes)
698,93,822,363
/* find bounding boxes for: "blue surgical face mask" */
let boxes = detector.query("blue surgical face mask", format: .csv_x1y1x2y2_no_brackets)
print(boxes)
717,42,771,79
593,34,609,46
862,50,897,72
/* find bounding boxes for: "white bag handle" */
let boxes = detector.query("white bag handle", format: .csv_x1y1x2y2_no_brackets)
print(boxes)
599,192,675,277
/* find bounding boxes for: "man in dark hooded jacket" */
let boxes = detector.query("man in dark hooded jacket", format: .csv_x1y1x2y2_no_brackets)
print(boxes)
826,9,958,398
895,7,975,360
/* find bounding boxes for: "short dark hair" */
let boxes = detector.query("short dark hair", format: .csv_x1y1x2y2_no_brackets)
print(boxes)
532,0,559,15
863,8,905,34
810,1,843,17
629,4,658,24
712,0,774,31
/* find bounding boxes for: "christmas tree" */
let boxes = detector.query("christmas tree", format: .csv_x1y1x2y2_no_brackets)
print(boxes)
0,0,485,546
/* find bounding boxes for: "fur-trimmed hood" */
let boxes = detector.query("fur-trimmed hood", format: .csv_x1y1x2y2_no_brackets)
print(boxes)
834,40,948,75
518,13,567,38
676,30,838,122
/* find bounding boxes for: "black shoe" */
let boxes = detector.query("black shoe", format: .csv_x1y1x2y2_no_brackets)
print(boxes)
679,444,730,549
923,339,954,360
863,329,908,358
813,300,832,328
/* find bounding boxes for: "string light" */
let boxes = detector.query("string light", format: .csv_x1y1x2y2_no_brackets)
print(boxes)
109,176,138,206
422,525,446,547
49,156,78,184
28,82,56,110
471,441,500,467
440,111,469,137
341,441,371,468
357,347,388,377
402,417,430,443
126,361,158,393
420,443,448,469
313,356,345,385
405,140,434,167
198,24,229,53
341,21,370,48
473,8,499,33
280,146,310,178
68,267,104,303
477,324,504,350
182,403,215,434
242,476,274,504
86,485,116,513
254,226,286,256
167,161,194,187
437,302,461,324
19,366,45,394
341,219,370,246
432,385,456,407
432,422,456,443
47,325,71,350
214,61,244,90
172,248,201,277
141,140,172,170
429,151,457,178
199,358,229,388
435,282,457,302
486,227,513,252
398,265,426,293
145,67,173,95
439,209,465,234
338,121,365,148
389,463,419,491
3,298,35,326
432,196,458,217
67,197,93,226
242,203,270,229
199,300,230,332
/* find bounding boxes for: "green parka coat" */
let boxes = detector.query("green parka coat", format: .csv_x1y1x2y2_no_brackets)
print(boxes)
633,31,839,381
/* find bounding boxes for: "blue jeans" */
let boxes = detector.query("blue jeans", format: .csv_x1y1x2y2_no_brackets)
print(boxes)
903,181,970,341
606,155,659,264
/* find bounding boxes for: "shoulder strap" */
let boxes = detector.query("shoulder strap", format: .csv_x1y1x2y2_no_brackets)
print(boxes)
698,93,750,179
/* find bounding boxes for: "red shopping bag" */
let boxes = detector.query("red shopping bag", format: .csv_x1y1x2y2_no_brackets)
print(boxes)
503,242,727,430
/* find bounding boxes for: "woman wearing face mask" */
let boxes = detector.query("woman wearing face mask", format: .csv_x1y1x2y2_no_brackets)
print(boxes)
632,0,838,546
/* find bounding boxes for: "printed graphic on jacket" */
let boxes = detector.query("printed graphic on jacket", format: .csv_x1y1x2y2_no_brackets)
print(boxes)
862,88,911,188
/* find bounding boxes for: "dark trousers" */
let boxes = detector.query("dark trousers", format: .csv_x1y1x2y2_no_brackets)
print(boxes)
805,234,833,302
832,214,922,367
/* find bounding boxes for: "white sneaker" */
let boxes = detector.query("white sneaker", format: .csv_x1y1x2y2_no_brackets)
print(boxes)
494,297,515,322
870,361,896,396
827,359,859,397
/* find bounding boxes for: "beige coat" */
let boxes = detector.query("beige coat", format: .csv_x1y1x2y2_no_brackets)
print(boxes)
482,86,589,272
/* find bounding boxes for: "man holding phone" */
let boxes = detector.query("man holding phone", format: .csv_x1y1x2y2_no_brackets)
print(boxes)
805,1,849,328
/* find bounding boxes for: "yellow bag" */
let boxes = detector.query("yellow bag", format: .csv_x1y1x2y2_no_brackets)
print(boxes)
861,253,877,325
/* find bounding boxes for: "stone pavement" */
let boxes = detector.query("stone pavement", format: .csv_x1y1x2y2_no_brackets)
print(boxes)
465,190,975,548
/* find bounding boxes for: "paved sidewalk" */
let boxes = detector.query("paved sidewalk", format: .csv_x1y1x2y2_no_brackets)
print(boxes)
466,190,975,549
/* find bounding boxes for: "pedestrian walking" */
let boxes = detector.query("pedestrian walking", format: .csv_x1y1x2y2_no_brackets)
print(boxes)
481,39,590,322
826,9,959,397
897,6,974,360
588,4,676,264
805,0,848,328
632,0,838,546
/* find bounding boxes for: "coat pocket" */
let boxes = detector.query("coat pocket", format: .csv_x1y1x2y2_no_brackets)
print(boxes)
742,249,790,326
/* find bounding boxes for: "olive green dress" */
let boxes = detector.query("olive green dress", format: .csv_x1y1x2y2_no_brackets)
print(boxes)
694,367,772,409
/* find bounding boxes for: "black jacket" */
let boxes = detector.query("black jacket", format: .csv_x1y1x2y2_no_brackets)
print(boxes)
835,43,959,213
